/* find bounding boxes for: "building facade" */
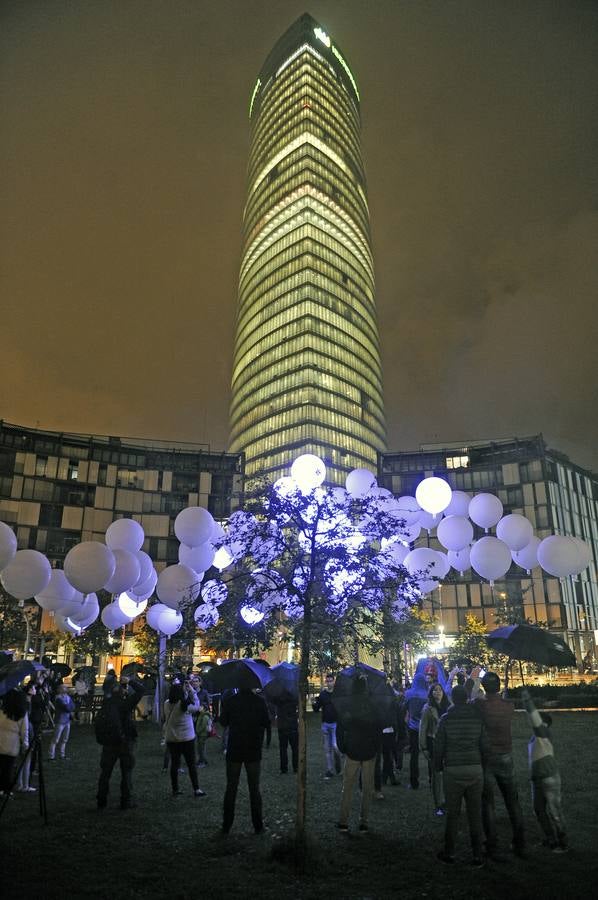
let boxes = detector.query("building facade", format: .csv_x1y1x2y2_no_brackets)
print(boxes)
229,13,386,483
0,421,243,659
379,436,598,667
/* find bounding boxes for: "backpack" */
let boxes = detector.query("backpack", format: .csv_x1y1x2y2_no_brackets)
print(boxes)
94,703,125,746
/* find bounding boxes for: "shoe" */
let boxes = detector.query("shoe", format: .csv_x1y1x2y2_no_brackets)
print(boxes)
324,771,334,779
436,851,455,865
470,857,484,868
435,808,445,817
552,845,568,854
24,786,37,793
358,823,369,832
337,823,349,833
375,792,384,800
197,762,207,768
194,789,207,798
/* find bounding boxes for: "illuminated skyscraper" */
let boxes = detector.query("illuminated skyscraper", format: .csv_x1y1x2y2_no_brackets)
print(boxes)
229,14,386,482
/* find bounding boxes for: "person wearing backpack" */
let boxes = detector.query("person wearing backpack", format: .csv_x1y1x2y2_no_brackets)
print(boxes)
96,674,144,810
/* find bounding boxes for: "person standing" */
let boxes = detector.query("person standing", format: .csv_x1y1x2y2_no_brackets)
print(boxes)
474,672,526,859
220,683,271,835
96,675,144,810
419,682,450,815
273,689,299,775
405,672,429,789
163,681,206,798
336,675,381,833
433,685,489,866
48,685,75,760
312,673,342,779
16,682,37,792
0,689,29,798
520,688,567,852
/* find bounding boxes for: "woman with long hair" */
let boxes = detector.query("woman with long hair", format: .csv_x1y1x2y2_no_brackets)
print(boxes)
163,681,206,798
419,682,450,815
0,689,29,797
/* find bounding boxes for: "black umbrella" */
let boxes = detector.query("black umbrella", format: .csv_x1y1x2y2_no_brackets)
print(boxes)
0,651,13,668
121,661,155,678
486,625,576,668
50,663,72,679
332,663,394,717
206,659,274,692
264,662,299,700
0,660,45,696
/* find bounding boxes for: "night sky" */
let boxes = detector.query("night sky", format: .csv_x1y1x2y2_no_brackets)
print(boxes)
2,1,597,470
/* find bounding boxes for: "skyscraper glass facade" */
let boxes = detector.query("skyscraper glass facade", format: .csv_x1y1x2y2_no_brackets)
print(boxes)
229,14,386,482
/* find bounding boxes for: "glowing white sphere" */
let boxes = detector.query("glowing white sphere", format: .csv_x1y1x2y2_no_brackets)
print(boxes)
468,493,503,531
345,468,376,498
273,476,299,499
437,516,474,552
291,454,326,492
0,522,17,571
106,518,145,554
174,506,214,548
1,549,52,600
213,546,234,571
117,592,148,619
512,536,541,573
470,536,512,582
179,542,215,573
240,604,265,625
496,514,534,551
104,548,141,595
394,496,422,526
537,535,588,578
448,547,471,574
443,490,472,518
415,477,452,517
156,563,200,610
35,570,76,612
64,542,115,594
156,606,182,636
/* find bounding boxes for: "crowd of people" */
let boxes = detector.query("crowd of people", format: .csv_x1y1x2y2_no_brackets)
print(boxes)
0,658,568,865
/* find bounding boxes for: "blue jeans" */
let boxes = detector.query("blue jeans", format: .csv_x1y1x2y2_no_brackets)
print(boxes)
532,773,566,846
321,722,341,773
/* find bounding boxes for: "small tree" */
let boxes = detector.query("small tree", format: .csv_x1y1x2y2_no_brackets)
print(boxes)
450,613,502,670
196,465,426,849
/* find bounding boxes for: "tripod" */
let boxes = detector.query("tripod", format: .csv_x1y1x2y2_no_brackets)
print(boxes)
0,732,48,824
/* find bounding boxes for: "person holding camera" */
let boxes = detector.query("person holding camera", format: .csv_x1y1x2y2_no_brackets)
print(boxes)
163,680,206,798
96,675,144,810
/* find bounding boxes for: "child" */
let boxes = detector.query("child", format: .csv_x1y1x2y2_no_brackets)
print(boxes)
520,688,567,852
48,685,75,760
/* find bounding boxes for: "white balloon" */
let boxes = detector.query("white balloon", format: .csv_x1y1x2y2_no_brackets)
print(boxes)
470,536,512,581
512,536,541,573
434,552,450,579
57,590,88,619
178,542,215,573
0,549,51,600
117,592,148,619
443,490,472,518
104,548,141,595
35,570,76,612
468,493,503,531
54,612,82,635
291,454,327,492
394,496,421,526
101,602,130,630
405,548,446,580
537,535,588,578
156,563,200,610
0,522,17,571
437,516,474,552
212,546,234,571
571,537,592,572
130,567,157,600
156,606,182,636
211,521,226,543
134,551,154,588
397,521,421,544
345,467,376,498
202,579,228,606
496,514,534,551
415,477,452,516
70,593,99,628
146,603,170,630
194,603,220,629
64,542,115,594
106,518,145,553
380,540,410,566
418,510,438,532
448,547,471,574
174,507,214,547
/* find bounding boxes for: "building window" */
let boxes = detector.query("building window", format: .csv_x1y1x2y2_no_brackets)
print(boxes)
446,455,469,470
35,456,48,477
68,461,79,480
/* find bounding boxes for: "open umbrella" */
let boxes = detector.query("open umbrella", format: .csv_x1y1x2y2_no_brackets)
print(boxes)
121,661,156,678
206,659,274,692
50,662,72,679
264,662,299,700
0,660,45,696
74,665,97,685
486,625,576,668
332,663,394,717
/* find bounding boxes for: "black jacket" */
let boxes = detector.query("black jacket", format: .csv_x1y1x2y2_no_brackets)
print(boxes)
433,703,490,770
102,680,144,743
336,695,381,762
312,690,337,723
220,690,271,763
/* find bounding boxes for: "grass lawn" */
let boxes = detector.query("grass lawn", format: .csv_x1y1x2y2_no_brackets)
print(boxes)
1,711,597,900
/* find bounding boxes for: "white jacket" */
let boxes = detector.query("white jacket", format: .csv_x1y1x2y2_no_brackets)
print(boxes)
0,710,29,757
163,691,199,743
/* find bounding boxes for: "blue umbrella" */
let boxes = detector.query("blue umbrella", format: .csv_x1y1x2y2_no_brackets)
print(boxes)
265,662,299,699
0,660,45,696
332,662,394,717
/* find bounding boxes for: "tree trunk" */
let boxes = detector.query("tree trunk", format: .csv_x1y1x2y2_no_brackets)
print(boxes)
295,603,311,852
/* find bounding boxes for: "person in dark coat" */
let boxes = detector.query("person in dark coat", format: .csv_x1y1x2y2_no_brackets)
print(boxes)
434,685,490,866
312,673,342,778
96,675,144,810
219,684,271,834
336,675,381,833
272,689,299,774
